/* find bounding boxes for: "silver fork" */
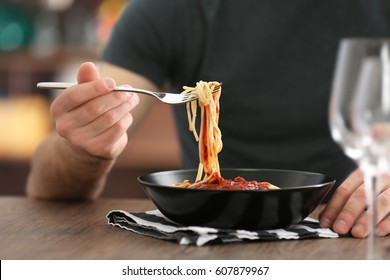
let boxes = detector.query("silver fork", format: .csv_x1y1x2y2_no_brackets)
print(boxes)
37,82,220,105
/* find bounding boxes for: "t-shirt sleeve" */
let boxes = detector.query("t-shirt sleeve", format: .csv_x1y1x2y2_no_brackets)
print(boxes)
101,0,175,88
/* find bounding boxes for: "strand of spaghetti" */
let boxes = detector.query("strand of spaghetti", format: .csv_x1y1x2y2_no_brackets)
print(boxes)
186,172,219,189
183,85,200,141
190,100,199,140
196,162,203,182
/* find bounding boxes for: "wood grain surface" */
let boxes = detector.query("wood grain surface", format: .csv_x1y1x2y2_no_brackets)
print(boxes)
0,196,389,260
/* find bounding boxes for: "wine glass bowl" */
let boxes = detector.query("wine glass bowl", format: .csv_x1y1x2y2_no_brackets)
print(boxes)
352,53,390,161
328,39,380,161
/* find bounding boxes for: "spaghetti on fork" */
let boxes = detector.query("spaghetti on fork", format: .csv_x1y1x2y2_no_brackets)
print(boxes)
175,81,278,190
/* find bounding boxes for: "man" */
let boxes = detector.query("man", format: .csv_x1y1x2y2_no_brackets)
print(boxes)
27,0,390,238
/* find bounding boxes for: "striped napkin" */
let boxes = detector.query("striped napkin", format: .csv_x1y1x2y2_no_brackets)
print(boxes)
107,209,339,246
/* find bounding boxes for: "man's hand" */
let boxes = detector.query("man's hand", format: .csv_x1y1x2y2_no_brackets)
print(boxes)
50,62,139,159
319,169,390,238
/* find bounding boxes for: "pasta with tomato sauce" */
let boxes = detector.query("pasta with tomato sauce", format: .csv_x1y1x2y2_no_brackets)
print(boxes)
174,81,279,190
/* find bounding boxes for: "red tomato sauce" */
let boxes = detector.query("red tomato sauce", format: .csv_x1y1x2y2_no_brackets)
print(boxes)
193,176,272,190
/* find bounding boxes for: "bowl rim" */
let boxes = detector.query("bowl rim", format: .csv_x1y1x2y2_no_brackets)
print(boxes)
137,168,336,192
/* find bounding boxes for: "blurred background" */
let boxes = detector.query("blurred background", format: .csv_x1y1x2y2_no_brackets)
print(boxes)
0,0,180,198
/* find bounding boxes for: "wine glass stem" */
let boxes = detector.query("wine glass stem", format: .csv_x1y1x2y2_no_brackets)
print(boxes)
363,164,381,260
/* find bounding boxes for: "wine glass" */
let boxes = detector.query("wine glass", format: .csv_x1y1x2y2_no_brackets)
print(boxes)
329,38,389,259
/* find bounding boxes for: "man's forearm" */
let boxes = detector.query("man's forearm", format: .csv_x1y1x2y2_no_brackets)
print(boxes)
26,132,115,200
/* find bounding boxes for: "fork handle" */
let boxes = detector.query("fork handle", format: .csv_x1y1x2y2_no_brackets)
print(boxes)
37,82,77,90
36,82,153,95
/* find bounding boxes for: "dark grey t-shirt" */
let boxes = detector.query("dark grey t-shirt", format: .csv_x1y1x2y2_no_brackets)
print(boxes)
102,0,390,186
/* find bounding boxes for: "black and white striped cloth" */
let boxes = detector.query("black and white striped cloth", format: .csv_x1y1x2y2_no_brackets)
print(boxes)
107,209,339,246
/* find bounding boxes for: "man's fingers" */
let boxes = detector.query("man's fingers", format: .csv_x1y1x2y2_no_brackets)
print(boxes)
377,214,390,236
77,62,100,83
377,187,390,236
328,180,390,238
67,100,137,143
59,91,138,129
319,169,364,228
51,78,116,115
82,113,134,159
331,184,367,235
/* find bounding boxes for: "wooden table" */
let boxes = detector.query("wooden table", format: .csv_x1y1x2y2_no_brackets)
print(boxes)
0,196,389,260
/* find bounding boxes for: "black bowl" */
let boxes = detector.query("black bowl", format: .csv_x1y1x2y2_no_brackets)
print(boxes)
137,168,335,230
